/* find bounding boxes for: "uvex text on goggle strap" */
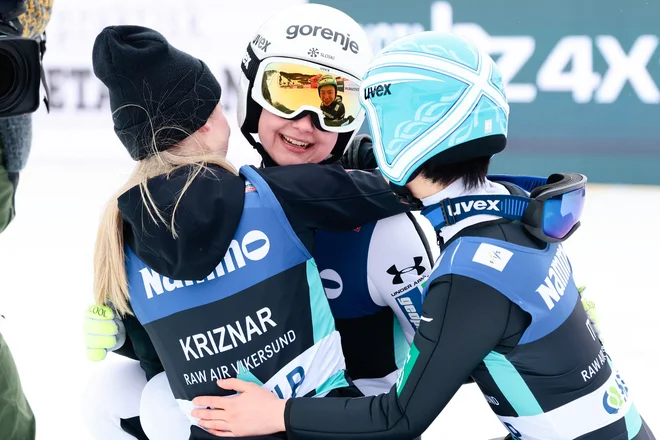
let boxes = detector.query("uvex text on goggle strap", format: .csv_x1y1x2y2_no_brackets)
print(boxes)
421,173,587,243
251,57,363,133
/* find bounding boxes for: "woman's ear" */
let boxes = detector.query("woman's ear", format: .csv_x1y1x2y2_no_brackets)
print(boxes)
197,122,212,134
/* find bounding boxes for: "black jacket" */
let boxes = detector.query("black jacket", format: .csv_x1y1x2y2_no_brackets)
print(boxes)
283,220,534,439
283,219,656,440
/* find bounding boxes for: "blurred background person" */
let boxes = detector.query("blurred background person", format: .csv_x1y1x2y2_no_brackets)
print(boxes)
0,0,52,438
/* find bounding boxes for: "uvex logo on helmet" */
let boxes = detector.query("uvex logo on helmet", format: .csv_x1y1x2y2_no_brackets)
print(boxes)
364,83,392,100
285,24,359,54
252,34,271,53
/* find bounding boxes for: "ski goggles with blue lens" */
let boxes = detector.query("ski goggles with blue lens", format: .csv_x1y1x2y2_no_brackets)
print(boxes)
251,57,364,133
421,173,587,243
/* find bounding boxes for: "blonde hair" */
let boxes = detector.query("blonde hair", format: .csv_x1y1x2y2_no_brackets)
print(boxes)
93,109,236,316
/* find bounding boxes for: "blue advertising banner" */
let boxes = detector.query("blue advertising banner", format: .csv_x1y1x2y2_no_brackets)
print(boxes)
313,0,660,184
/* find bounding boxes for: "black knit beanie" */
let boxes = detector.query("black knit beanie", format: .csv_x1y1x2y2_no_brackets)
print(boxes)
92,25,221,160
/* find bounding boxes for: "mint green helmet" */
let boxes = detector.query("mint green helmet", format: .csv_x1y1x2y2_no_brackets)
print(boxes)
360,32,510,186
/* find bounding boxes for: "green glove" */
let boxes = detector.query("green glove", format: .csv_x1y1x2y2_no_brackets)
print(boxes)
84,304,126,362
578,286,603,343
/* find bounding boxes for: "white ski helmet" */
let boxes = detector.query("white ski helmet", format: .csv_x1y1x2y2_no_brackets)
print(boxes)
238,4,374,166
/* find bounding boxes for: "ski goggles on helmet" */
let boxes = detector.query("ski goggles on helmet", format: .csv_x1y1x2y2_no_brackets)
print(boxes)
252,57,364,133
421,173,587,243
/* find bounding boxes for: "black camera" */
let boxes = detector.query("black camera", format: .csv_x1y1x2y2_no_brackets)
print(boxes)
0,0,48,117
0,35,41,117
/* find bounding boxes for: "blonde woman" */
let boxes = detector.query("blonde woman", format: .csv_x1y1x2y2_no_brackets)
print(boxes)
89,25,409,440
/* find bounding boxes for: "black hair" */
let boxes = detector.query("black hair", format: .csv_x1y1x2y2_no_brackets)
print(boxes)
415,134,505,190
418,155,491,190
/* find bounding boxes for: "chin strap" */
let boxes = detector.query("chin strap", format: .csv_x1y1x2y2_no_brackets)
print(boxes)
240,125,278,168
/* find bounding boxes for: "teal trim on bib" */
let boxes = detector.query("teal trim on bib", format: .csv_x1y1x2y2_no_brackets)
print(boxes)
483,351,543,417
306,260,335,343
315,370,349,397
393,316,410,369
236,369,264,386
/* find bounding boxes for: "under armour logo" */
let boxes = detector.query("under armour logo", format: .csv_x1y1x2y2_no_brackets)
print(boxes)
387,256,426,285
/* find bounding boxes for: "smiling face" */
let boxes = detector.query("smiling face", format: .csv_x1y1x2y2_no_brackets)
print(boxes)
319,85,336,107
257,109,338,165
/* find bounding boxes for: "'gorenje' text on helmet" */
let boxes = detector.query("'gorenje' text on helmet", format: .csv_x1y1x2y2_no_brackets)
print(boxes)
238,4,374,166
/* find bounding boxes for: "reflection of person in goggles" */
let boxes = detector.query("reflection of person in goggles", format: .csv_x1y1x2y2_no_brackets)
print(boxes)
317,74,344,118
240,49,368,167
252,58,364,135
233,2,375,169
248,59,361,166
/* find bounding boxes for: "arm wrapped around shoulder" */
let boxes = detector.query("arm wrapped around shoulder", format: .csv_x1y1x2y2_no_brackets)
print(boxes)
340,134,377,170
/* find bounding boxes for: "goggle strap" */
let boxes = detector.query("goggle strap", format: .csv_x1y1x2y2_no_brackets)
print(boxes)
421,195,531,231
487,175,550,193
241,44,259,80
